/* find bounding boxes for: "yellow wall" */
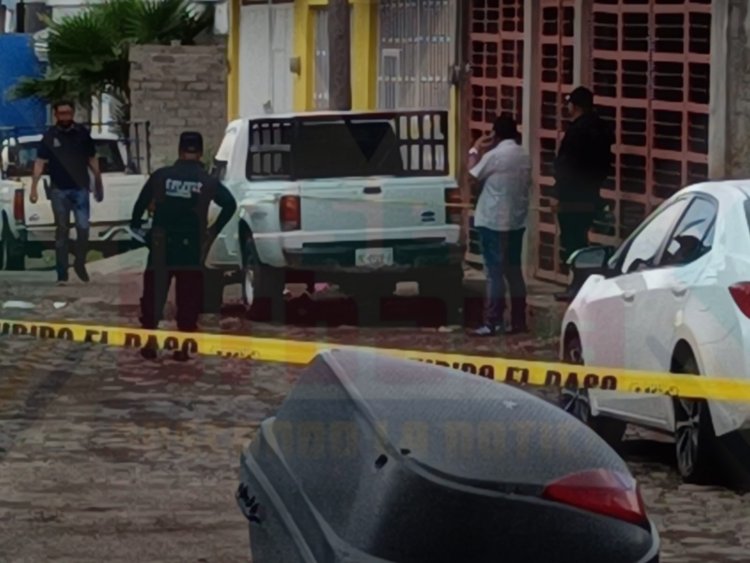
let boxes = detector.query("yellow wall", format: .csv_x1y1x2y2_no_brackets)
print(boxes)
226,0,241,120
293,0,378,111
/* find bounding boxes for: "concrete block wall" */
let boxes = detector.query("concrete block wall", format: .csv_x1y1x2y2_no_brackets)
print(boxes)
726,0,750,178
129,42,228,169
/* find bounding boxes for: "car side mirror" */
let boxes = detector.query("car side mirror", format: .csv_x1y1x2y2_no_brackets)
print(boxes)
569,246,611,271
566,246,615,297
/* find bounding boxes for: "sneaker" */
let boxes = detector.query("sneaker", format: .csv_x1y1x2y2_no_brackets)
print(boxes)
173,350,190,362
140,346,158,360
74,263,90,283
471,324,503,337
507,325,529,335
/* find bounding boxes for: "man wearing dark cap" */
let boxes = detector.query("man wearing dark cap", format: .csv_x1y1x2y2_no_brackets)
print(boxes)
551,86,614,300
130,131,237,361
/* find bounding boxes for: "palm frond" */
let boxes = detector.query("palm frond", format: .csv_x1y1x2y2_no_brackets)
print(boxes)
7,71,93,105
12,0,215,108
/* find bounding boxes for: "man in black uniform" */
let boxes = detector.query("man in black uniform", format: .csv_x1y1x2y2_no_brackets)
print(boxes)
551,86,614,298
130,132,237,360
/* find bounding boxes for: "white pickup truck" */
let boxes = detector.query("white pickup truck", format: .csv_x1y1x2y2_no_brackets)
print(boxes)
205,110,465,319
0,128,150,270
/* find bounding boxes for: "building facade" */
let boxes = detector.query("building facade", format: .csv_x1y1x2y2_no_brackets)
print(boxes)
227,0,747,286
462,0,730,284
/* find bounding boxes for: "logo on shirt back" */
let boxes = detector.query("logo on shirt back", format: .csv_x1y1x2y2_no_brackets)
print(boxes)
166,179,203,199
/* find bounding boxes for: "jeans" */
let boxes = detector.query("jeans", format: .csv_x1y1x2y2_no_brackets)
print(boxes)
477,227,528,328
49,188,90,280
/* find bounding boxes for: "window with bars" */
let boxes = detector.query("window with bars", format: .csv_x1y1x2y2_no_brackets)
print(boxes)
376,0,455,110
534,0,576,282
589,0,711,246
466,0,526,267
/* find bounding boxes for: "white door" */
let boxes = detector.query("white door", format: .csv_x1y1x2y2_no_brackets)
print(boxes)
238,3,294,117
609,195,719,428
587,197,693,429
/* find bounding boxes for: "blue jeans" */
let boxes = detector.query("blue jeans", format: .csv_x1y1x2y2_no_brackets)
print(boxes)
49,188,90,280
477,226,527,328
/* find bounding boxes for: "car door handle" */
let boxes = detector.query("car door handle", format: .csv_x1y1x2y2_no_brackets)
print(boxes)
622,290,635,302
672,286,688,297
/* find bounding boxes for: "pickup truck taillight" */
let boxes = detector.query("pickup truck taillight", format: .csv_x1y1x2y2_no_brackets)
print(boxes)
13,189,24,223
280,195,301,231
445,188,463,224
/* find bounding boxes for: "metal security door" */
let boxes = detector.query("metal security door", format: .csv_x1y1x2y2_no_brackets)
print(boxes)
534,0,576,283
465,0,526,268
377,0,455,110
589,0,711,247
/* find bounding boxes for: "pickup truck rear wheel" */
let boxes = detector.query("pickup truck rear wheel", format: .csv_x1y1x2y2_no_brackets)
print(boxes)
1,220,25,271
241,235,284,321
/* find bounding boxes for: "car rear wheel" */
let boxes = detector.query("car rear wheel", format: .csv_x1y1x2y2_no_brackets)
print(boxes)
560,331,626,447
673,355,718,484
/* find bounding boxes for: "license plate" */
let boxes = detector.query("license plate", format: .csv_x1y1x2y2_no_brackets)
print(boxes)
355,248,394,268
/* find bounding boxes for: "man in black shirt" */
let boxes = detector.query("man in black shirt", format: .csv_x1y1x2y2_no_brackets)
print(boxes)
131,131,237,360
31,100,104,284
551,86,614,300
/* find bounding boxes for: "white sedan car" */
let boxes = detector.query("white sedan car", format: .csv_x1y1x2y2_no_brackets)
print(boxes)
560,180,750,486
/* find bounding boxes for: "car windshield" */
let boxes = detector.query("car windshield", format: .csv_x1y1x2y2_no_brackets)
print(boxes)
292,121,405,178
8,139,126,176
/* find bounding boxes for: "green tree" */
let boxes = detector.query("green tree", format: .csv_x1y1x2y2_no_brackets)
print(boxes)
10,0,214,125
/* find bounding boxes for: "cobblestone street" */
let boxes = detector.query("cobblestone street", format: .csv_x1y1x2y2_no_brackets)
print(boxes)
0,267,748,561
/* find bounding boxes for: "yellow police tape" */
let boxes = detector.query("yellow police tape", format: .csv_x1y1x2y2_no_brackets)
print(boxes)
1,317,749,403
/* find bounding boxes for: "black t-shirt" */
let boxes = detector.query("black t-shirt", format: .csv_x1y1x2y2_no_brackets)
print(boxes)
130,160,238,266
37,124,95,190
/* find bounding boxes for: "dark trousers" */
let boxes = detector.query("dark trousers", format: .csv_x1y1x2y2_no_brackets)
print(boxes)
558,211,595,262
477,227,527,328
140,251,204,332
49,188,90,280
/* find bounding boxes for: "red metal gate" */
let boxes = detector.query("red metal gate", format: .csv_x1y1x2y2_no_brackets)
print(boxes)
534,0,576,282
588,0,711,246
466,0,525,267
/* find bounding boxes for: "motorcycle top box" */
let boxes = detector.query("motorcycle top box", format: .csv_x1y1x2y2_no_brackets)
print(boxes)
236,350,660,563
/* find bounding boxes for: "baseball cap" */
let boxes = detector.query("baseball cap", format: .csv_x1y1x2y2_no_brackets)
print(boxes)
565,86,594,109
178,131,204,153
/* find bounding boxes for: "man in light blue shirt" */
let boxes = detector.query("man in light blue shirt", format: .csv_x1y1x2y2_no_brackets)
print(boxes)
468,114,532,336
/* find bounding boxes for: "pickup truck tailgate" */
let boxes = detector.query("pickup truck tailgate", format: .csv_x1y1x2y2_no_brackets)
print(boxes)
21,173,147,227
298,177,456,232
16,177,54,228
90,173,147,224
